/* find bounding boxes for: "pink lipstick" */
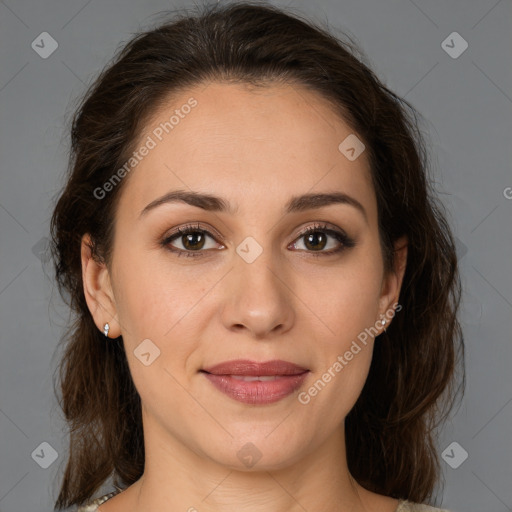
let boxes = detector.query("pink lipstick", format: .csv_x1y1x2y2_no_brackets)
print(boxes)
201,359,309,405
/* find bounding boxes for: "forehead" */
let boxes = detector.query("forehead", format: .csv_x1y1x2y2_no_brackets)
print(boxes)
117,81,376,221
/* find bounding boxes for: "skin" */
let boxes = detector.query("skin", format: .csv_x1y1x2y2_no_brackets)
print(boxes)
81,81,407,512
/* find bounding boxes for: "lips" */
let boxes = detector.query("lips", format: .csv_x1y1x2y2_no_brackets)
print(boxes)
202,359,308,376
201,359,309,405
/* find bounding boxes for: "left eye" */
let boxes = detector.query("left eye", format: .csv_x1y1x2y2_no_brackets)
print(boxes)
289,224,353,254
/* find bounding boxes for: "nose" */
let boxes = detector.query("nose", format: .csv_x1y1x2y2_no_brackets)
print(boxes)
220,242,295,339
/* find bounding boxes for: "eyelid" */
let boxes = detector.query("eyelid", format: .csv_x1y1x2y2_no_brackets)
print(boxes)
162,222,225,244
294,221,349,240
290,222,355,252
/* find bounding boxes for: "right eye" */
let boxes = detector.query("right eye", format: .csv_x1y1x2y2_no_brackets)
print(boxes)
161,223,225,257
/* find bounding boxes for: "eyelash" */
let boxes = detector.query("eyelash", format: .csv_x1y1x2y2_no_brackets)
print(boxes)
161,222,355,258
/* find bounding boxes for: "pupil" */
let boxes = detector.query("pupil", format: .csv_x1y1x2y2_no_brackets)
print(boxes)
306,232,326,251
184,232,204,250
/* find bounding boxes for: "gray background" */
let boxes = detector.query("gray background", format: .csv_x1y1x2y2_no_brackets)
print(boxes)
0,0,511,511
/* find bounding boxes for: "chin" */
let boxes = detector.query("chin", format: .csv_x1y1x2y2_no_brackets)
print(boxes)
201,431,310,472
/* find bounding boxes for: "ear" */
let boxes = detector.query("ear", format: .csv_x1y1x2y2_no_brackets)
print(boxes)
377,236,408,330
81,233,120,338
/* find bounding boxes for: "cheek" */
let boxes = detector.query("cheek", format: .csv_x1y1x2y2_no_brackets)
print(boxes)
111,251,205,414
111,247,216,397
300,258,383,344
295,255,382,415
112,246,208,342
300,315,376,426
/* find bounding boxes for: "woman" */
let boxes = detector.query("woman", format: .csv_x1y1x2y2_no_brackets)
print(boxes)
50,2,464,511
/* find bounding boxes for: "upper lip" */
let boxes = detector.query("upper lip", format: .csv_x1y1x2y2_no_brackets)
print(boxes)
202,359,309,376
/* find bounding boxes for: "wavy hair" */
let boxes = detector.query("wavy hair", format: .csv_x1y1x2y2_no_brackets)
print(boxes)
50,1,464,508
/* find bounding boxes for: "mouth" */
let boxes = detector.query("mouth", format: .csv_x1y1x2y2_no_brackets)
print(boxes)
200,359,310,405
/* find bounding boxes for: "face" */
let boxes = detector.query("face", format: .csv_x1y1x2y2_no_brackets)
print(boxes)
83,81,406,471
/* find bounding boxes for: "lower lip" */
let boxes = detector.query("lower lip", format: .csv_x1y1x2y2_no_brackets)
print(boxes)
202,372,309,405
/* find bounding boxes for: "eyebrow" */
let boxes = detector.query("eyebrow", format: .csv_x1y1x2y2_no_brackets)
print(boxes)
139,189,367,221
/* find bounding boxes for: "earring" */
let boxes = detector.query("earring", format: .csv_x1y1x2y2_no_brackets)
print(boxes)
103,323,110,337
380,317,387,333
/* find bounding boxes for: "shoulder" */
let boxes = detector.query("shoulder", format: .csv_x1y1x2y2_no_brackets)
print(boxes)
76,490,120,512
397,500,451,512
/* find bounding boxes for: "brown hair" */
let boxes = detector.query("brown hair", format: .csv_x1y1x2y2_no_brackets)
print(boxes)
50,1,464,509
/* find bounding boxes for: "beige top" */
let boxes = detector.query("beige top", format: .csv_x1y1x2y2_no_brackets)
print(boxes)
77,489,451,511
